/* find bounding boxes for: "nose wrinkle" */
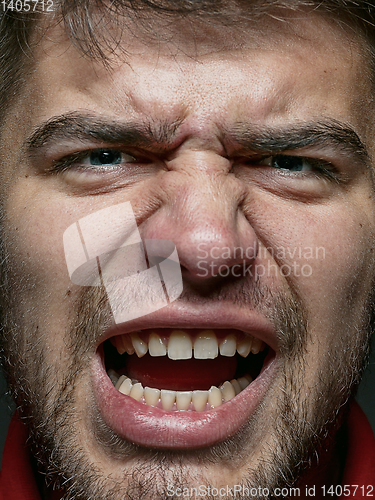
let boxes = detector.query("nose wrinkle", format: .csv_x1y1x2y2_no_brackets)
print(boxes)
63,202,183,324
150,166,259,279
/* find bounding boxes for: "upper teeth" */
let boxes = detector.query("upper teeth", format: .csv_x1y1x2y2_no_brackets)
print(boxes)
111,329,264,360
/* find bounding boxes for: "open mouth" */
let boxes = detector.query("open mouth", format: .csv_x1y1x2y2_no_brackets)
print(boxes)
92,312,277,449
103,329,270,412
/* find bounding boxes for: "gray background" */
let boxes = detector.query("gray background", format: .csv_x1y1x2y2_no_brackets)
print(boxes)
0,336,374,466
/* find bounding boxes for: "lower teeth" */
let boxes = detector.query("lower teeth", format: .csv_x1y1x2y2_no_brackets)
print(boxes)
108,369,252,411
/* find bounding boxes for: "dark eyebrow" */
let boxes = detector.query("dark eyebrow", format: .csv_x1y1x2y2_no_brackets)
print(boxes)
26,112,369,165
25,112,182,153
230,119,369,162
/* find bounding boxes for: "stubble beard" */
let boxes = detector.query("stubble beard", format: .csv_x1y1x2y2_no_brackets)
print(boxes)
0,258,372,500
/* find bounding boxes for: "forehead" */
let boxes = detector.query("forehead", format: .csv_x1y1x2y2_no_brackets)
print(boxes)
8,11,374,149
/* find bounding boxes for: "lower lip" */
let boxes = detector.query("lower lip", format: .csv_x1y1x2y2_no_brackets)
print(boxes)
92,349,277,449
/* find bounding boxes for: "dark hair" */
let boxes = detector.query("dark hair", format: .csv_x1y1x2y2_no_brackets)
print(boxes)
1,0,375,125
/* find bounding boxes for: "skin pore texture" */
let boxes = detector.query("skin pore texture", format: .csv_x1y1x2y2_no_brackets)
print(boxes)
0,10,375,500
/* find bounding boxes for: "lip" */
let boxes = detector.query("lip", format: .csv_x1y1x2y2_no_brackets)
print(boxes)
93,347,276,449
91,303,279,449
96,301,279,353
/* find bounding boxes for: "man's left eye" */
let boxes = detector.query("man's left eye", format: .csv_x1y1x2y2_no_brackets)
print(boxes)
260,155,314,172
82,149,136,166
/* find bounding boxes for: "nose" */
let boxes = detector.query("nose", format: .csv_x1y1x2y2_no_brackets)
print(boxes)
141,152,259,285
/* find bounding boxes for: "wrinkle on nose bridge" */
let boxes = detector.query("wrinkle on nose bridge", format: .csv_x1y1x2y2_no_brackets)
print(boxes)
167,148,232,176
140,162,258,281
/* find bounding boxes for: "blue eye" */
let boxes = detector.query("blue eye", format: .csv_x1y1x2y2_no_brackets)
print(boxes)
51,148,140,175
272,155,311,171
261,155,313,172
87,149,127,166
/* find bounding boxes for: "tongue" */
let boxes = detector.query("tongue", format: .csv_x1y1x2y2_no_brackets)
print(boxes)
125,353,237,391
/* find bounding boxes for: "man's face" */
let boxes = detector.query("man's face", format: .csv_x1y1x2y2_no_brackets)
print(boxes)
1,11,375,499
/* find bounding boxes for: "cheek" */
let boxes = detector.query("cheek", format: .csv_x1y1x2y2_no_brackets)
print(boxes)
5,210,65,287
1,181,99,366
298,213,373,318
252,197,375,391
2,180,79,325
252,197,375,324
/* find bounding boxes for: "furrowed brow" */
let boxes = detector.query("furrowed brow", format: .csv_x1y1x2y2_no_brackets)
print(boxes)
231,119,369,162
25,112,182,152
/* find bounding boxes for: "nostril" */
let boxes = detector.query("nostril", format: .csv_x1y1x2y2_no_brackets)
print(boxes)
140,193,259,282
178,262,255,295
182,239,259,280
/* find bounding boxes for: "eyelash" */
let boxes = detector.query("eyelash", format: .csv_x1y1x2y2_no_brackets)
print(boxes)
50,147,340,182
51,148,141,173
244,154,340,181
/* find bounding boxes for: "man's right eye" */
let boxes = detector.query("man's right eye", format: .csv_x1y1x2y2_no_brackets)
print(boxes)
51,148,139,173
82,149,136,167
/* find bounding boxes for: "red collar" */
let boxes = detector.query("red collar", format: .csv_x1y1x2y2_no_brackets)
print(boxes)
0,402,374,499
342,402,375,488
0,416,62,500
